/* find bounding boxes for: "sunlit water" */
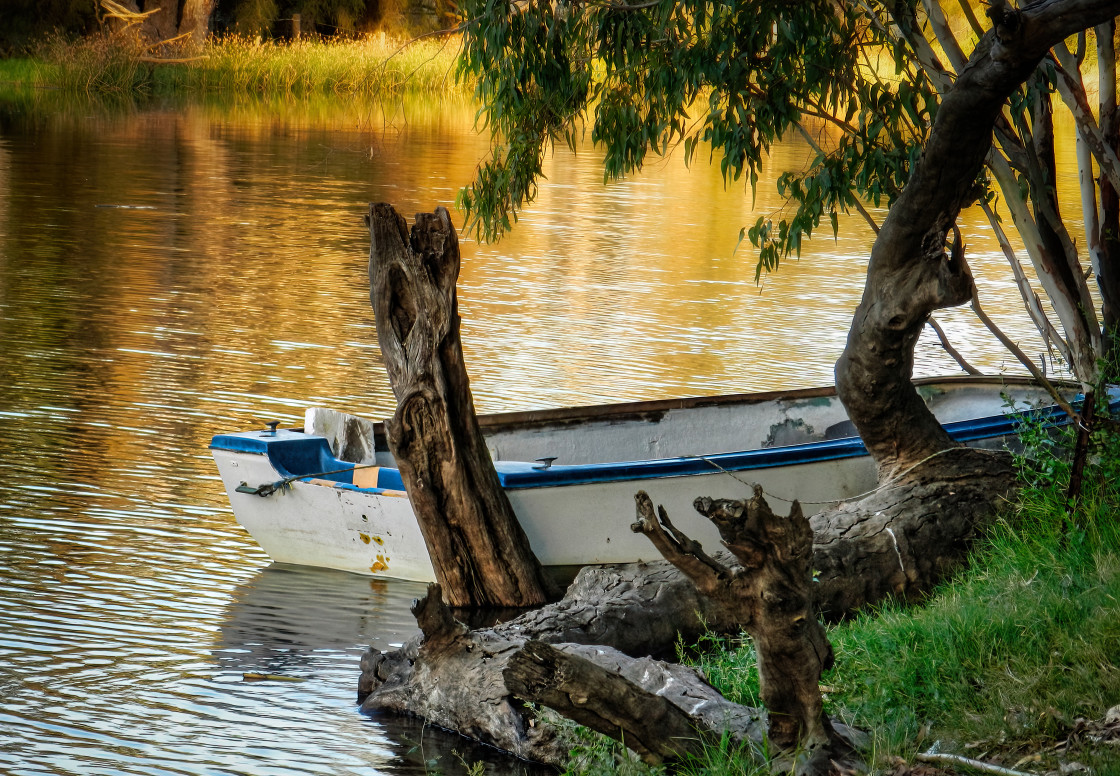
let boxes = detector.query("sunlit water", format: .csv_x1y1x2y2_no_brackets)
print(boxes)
0,90,1084,774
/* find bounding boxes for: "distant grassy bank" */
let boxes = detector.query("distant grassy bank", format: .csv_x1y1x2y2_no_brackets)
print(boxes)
1,33,465,97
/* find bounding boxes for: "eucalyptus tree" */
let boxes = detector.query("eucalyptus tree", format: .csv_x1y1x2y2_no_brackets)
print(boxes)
456,0,1120,496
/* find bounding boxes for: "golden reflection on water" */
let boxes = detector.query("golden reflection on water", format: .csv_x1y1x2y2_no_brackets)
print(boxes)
0,90,1093,775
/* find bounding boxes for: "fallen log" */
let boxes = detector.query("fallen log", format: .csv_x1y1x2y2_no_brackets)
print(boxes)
359,447,1012,766
504,639,767,764
358,483,873,770
358,559,751,763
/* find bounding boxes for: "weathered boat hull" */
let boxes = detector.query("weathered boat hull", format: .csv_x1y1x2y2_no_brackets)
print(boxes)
210,377,1100,582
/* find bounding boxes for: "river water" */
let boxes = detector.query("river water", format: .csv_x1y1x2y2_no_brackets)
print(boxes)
0,91,1075,774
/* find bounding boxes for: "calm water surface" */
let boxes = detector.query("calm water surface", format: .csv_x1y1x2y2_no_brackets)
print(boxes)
0,92,1070,774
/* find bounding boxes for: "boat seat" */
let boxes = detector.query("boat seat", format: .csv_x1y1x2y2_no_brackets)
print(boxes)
304,407,379,464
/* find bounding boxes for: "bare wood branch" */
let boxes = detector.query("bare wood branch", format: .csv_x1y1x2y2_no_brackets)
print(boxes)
977,199,1073,366
926,316,983,375
504,640,766,766
1053,43,1120,196
921,0,968,72
986,149,1100,383
918,749,1034,776
631,491,730,598
970,291,1078,420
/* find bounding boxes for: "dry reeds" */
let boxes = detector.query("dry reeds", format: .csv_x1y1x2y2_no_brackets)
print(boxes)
35,31,465,97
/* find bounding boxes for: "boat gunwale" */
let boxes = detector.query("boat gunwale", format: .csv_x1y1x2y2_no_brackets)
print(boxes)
211,376,1096,492
366,375,1074,440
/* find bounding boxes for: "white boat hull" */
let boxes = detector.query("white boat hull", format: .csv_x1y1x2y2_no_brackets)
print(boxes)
211,377,1106,582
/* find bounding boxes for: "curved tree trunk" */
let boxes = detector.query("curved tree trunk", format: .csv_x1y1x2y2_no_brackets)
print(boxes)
836,0,1120,477
367,203,555,608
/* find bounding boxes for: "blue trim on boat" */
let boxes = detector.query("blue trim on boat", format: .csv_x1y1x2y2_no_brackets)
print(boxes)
210,431,406,492
211,397,1115,493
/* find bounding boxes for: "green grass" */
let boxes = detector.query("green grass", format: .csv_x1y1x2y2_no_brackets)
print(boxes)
559,400,1120,775
21,31,465,96
0,57,48,85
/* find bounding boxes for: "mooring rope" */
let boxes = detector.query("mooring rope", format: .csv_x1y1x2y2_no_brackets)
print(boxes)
692,447,960,506
241,462,382,496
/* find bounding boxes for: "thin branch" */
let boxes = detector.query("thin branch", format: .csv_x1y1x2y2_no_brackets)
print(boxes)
920,0,967,73
794,123,880,234
970,291,1078,420
926,317,983,374
978,199,1073,367
918,749,1033,776
955,0,986,38
1052,44,1120,195
381,16,480,70
137,55,208,63
986,149,1101,382
589,0,663,8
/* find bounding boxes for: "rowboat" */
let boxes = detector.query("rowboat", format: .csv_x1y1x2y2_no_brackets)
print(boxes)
209,376,1098,582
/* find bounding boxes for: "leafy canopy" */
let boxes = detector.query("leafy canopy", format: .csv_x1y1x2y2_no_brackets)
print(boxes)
456,0,941,279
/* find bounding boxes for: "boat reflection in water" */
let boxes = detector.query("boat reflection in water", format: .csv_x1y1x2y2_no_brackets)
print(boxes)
214,563,551,776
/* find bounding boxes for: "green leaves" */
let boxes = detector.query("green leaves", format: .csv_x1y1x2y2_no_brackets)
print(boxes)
456,0,944,280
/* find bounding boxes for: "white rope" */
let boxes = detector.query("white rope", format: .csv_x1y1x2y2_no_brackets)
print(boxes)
694,447,960,506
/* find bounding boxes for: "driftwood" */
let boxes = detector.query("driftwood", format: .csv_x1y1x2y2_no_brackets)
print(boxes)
366,203,555,608
359,561,752,763
504,640,767,764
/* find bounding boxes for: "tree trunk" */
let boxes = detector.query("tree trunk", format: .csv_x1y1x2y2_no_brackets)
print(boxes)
179,0,217,45
1098,20,1120,369
836,0,1120,476
112,0,215,46
366,203,555,608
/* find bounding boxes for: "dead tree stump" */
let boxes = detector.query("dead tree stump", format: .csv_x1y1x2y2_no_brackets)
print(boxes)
366,203,554,608
632,488,841,769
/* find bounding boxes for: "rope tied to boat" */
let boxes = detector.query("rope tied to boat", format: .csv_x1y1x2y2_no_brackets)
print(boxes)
236,463,382,497
693,447,960,507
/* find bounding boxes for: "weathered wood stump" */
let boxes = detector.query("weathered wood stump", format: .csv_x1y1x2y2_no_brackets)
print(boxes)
366,203,555,608
632,488,839,766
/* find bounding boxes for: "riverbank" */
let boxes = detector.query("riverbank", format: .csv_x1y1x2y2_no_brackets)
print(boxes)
0,33,465,97
560,412,1120,776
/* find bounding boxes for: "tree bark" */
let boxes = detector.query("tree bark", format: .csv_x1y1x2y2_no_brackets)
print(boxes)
631,489,840,768
179,0,217,45
112,0,215,47
358,572,740,765
503,640,769,764
1098,20,1120,369
836,0,1120,476
366,203,555,608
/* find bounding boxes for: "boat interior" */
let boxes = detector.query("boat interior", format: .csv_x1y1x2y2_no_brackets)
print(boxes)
305,376,1068,469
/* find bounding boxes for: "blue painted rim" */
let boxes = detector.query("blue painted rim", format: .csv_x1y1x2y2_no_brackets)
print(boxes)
211,397,1113,492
